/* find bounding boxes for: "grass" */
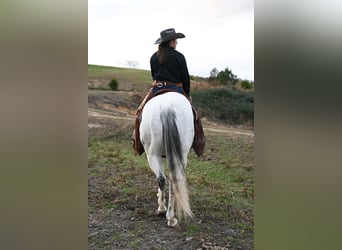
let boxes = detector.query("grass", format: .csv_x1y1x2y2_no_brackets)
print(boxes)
88,64,152,91
89,136,253,210
88,64,254,248
88,64,150,80
186,224,201,237
88,123,254,248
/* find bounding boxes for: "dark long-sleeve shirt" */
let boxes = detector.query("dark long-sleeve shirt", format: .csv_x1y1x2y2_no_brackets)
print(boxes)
150,46,190,96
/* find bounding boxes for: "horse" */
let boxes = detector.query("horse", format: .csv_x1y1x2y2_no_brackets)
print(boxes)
139,91,194,227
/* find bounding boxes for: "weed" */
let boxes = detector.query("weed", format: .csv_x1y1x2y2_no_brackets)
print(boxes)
186,224,201,236
129,238,142,249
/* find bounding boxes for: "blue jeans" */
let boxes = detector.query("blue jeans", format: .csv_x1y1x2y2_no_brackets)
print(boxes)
152,85,184,95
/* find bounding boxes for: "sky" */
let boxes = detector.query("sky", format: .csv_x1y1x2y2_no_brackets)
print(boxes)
88,0,254,81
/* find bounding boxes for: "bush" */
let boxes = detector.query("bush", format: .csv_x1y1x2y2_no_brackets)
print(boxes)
216,67,238,86
240,80,253,90
109,78,119,90
191,88,254,125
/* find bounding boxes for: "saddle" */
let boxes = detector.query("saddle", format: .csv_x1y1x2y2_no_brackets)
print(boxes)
132,84,205,157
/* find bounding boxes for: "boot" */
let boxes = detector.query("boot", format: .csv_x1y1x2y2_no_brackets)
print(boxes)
132,88,154,156
192,107,205,157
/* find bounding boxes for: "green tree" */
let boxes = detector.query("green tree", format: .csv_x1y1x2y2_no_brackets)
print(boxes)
216,67,238,86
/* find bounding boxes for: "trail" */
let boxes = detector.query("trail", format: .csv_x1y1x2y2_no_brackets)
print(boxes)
88,108,134,121
88,108,254,137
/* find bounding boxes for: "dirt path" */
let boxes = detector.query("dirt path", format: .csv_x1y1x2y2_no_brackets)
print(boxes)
88,108,254,137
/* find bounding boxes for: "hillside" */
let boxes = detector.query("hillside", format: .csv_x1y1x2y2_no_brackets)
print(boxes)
88,64,254,127
88,64,152,91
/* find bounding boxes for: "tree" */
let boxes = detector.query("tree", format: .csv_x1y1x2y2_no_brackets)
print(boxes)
216,67,238,86
209,67,219,78
209,67,219,83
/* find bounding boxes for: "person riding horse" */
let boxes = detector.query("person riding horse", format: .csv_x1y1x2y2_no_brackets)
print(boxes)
133,28,205,157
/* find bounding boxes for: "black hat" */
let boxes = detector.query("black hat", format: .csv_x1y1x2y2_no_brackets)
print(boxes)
154,28,185,44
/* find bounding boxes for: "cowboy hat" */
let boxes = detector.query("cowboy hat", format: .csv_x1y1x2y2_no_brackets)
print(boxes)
154,28,185,44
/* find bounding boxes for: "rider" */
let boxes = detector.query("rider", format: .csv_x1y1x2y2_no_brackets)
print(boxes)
132,28,205,156
150,28,190,97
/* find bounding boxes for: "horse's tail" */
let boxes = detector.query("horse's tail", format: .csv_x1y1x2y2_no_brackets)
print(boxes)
161,108,193,220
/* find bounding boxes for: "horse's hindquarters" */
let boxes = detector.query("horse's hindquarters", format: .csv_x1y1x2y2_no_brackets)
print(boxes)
140,92,194,155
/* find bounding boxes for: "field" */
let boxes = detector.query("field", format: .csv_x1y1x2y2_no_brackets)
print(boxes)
88,65,254,249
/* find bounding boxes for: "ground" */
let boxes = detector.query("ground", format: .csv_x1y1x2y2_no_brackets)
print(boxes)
88,90,254,249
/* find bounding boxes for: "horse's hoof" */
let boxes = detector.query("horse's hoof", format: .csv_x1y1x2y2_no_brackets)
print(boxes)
167,218,178,227
156,206,167,216
156,210,166,216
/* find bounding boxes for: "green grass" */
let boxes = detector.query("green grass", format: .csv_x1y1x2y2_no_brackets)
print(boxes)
89,138,253,212
88,126,254,240
186,224,201,236
88,64,152,91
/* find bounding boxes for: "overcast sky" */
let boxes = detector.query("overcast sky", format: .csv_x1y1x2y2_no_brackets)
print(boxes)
88,0,254,80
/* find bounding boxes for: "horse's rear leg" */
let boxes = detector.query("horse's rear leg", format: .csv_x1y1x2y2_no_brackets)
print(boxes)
157,176,166,214
146,154,166,214
166,181,178,227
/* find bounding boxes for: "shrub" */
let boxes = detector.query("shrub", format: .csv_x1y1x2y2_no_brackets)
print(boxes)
240,80,253,90
191,88,254,125
216,67,238,86
109,78,119,90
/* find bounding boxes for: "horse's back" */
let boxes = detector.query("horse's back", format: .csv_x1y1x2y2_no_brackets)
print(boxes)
143,92,191,112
